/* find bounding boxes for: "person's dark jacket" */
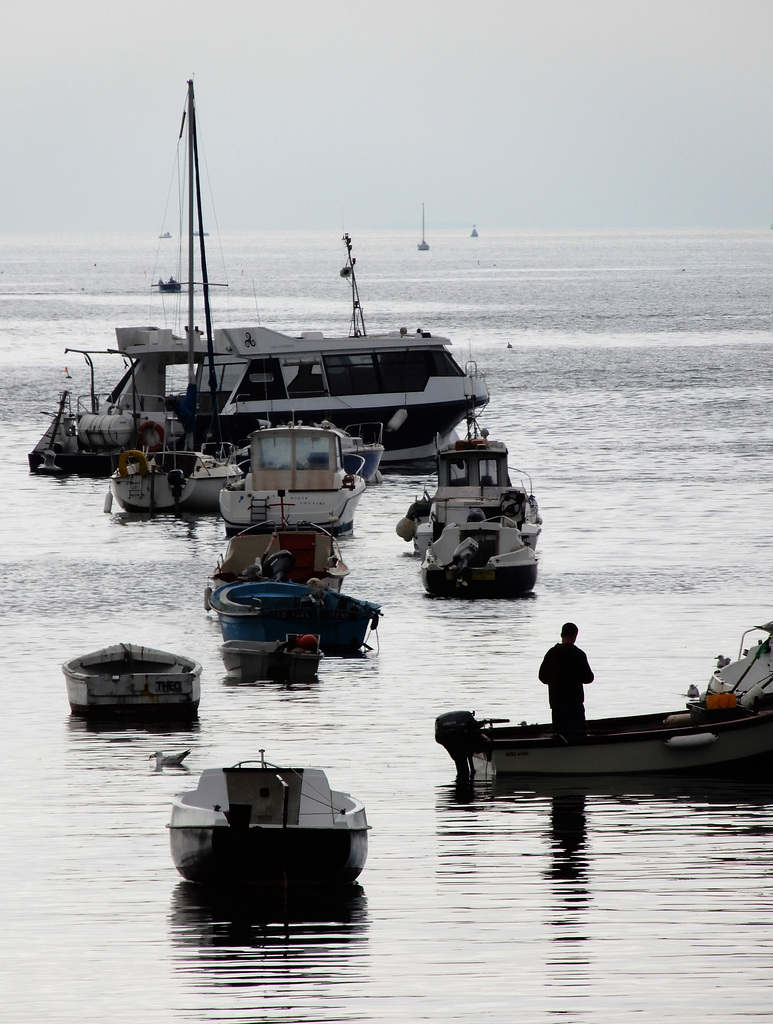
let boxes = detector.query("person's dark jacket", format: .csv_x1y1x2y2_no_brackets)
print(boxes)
539,643,594,709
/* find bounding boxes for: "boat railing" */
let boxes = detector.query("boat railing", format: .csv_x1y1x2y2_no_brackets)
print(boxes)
347,454,366,479
508,466,534,495
200,441,238,463
346,421,384,446
75,391,169,417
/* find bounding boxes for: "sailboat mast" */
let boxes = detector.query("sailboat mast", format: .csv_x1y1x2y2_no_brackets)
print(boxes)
190,85,221,444
186,79,195,387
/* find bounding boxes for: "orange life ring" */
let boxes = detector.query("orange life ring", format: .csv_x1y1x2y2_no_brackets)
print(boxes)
342,473,356,490
117,449,149,478
138,420,165,452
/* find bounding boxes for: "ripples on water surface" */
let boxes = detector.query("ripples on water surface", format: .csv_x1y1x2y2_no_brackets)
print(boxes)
2,230,773,1021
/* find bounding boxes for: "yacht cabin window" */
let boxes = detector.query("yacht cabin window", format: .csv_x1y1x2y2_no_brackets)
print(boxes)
283,360,327,396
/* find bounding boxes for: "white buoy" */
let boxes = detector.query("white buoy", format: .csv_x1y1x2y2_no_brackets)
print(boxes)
103,490,113,513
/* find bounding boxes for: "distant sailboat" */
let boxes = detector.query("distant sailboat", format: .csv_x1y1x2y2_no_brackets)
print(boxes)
418,203,429,251
471,224,479,238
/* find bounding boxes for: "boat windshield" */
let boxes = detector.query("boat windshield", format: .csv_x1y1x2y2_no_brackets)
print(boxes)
254,432,336,472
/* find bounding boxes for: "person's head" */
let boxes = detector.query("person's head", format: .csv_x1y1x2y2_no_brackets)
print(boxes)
560,622,579,644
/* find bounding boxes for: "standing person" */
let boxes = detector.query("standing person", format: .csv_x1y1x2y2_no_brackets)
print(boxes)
539,622,594,736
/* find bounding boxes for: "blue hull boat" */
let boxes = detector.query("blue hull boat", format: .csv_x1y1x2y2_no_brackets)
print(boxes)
209,580,381,654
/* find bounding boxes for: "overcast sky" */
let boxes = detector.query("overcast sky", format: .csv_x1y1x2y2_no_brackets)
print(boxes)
2,0,772,232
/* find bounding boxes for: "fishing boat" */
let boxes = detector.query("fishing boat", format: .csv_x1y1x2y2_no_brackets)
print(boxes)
28,234,488,475
397,424,542,596
108,81,237,515
220,635,323,684
167,754,369,887
62,643,201,718
418,202,429,251
435,620,773,779
208,579,381,654
157,276,181,292
159,231,172,239
219,423,366,536
205,523,349,608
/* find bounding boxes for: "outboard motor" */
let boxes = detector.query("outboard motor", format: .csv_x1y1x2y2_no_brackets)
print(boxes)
167,468,186,512
441,536,479,586
435,710,482,778
264,549,296,581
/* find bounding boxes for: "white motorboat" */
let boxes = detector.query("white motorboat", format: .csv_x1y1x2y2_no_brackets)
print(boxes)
397,425,542,596
167,755,369,887
62,642,201,718
109,446,240,514
219,424,366,536
220,636,323,684
435,619,773,779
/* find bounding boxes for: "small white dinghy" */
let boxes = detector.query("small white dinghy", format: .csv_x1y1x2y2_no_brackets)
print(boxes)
220,635,323,684
62,642,201,718
167,754,369,887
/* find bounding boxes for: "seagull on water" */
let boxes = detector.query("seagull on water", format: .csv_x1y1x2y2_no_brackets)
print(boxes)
150,749,191,770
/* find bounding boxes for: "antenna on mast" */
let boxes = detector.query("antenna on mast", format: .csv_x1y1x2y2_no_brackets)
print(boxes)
340,233,366,338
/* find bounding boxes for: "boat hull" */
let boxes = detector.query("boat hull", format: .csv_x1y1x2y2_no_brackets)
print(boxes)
210,581,380,654
422,559,538,598
220,639,322,683
169,824,368,887
63,643,201,718
111,462,237,514
28,449,118,476
467,707,773,778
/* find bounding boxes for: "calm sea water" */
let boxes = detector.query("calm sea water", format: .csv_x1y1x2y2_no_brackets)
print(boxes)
2,229,773,1022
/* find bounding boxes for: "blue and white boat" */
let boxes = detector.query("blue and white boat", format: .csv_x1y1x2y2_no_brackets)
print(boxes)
209,580,381,654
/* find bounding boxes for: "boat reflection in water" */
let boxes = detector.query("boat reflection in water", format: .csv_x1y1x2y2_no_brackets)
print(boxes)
168,880,369,970
437,774,773,908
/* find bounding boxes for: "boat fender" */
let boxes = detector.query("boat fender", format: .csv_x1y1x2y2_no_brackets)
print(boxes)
117,449,149,478
342,474,356,490
138,419,165,452
665,732,718,750
386,408,408,433
663,712,692,727
396,516,416,541
204,586,212,611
